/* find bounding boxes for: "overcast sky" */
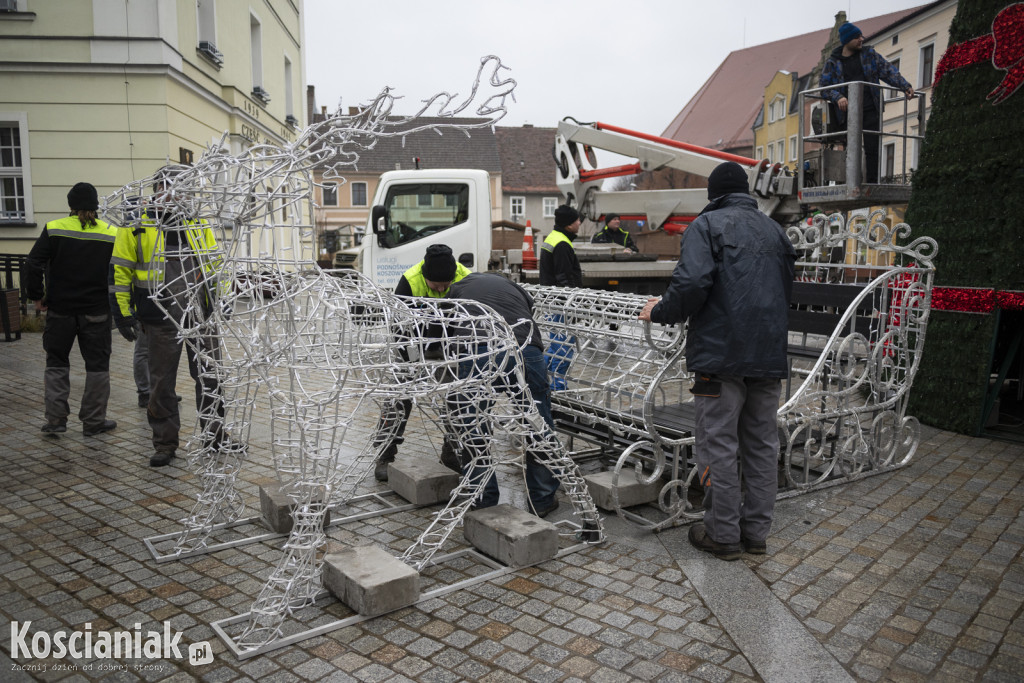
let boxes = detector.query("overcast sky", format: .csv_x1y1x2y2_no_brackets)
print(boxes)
303,0,930,137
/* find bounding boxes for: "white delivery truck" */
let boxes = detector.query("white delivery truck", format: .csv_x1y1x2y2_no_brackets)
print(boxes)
360,169,494,290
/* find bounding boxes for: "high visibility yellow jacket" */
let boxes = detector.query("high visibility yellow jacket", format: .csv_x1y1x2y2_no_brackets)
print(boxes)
110,212,222,322
395,260,472,298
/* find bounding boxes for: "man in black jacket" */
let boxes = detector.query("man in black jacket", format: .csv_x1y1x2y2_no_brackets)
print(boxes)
591,213,638,253
27,182,119,437
640,162,796,560
539,205,582,288
445,273,560,517
538,205,582,389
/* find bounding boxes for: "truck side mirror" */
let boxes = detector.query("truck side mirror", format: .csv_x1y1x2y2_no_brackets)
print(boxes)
371,205,387,235
459,252,474,268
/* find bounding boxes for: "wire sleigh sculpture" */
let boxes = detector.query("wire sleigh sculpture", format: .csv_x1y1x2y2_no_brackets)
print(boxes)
101,56,603,650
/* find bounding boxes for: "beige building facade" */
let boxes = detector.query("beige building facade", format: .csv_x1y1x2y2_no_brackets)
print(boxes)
869,0,957,182
0,0,305,253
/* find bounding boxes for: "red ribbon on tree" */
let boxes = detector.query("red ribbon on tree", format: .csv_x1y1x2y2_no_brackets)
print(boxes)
933,3,1024,103
932,287,1024,313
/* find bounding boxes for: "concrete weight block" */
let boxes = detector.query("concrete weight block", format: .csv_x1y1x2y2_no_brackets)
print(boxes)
464,504,558,567
259,483,331,534
322,545,419,616
584,470,661,511
388,457,461,505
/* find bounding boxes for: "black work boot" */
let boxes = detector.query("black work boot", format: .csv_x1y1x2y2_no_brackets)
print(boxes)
374,444,397,482
688,522,742,561
439,440,463,473
83,419,117,437
150,450,175,467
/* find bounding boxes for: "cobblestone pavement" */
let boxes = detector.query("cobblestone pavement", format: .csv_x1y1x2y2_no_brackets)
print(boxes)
1,334,1023,682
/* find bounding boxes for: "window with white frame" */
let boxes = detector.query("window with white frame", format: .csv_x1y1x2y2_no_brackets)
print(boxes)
510,196,525,219
776,140,785,163
765,143,773,162
321,182,337,206
250,14,263,91
283,55,294,119
883,143,896,179
919,43,935,88
755,145,764,160
768,96,786,123
197,0,216,46
351,182,367,206
543,197,557,217
789,135,798,161
0,117,29,223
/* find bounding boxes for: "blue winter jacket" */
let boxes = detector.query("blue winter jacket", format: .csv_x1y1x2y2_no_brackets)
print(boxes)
819,45,912,126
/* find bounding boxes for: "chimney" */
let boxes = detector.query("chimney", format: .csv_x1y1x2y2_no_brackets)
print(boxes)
349,106,360,116
306,84,317,123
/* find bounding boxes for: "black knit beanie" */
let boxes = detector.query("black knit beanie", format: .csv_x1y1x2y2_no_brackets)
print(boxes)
422,244,457,282
67,182,99,211
707,162,750,200
604,213,620,225
554,205,580,229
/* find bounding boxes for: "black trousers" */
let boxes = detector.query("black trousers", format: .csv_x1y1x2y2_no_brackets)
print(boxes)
862,108,880,184
42,311,111,427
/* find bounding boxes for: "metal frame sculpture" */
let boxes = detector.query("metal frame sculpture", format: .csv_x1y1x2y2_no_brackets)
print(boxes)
779,210,936,487
101,57,602,652
525,210,937,529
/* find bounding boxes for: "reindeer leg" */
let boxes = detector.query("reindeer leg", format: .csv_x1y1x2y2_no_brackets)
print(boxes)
174,338,252,553
512,347,604,542
237,398,336,650
401,382,496,569
237,482,330,650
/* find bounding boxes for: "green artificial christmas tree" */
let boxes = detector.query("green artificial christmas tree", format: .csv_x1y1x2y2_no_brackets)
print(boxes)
906,1,1024,434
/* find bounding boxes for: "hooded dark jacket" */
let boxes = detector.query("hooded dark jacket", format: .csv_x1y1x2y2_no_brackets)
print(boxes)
649,193,796,378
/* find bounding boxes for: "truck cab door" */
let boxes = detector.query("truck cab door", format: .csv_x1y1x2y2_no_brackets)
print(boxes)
365,180,478,289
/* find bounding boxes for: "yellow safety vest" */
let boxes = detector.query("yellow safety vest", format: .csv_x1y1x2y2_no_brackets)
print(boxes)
542,230,574,253
402,260,472,298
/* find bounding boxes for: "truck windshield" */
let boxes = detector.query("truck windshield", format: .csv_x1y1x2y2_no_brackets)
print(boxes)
381,183,469,247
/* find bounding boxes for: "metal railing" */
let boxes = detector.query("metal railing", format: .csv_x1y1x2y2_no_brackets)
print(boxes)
798,81,926,191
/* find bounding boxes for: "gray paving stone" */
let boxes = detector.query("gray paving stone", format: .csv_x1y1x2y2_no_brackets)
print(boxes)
2,340,1022,682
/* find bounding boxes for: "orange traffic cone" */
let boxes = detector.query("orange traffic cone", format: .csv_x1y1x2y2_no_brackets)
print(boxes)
521,220,538,270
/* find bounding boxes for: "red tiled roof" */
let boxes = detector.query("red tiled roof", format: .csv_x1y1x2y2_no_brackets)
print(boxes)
661,7,923,152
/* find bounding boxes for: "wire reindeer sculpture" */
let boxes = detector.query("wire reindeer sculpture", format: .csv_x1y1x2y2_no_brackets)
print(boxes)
101,56,602,650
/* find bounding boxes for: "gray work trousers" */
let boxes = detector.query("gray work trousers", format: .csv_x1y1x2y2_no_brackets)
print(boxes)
694,375,781,545
133,328,149,396
42,311,111,429
145,320,223,455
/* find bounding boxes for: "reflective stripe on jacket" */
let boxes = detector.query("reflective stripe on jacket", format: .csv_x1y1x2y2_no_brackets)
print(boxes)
27,215,118,315
110,212,221,321
539,228,582,288
401,260,472,298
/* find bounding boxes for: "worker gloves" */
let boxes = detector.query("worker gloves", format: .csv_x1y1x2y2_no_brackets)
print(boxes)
116,314,142,342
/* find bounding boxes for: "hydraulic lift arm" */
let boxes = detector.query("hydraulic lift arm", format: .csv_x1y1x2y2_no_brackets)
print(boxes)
554,119,801,232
